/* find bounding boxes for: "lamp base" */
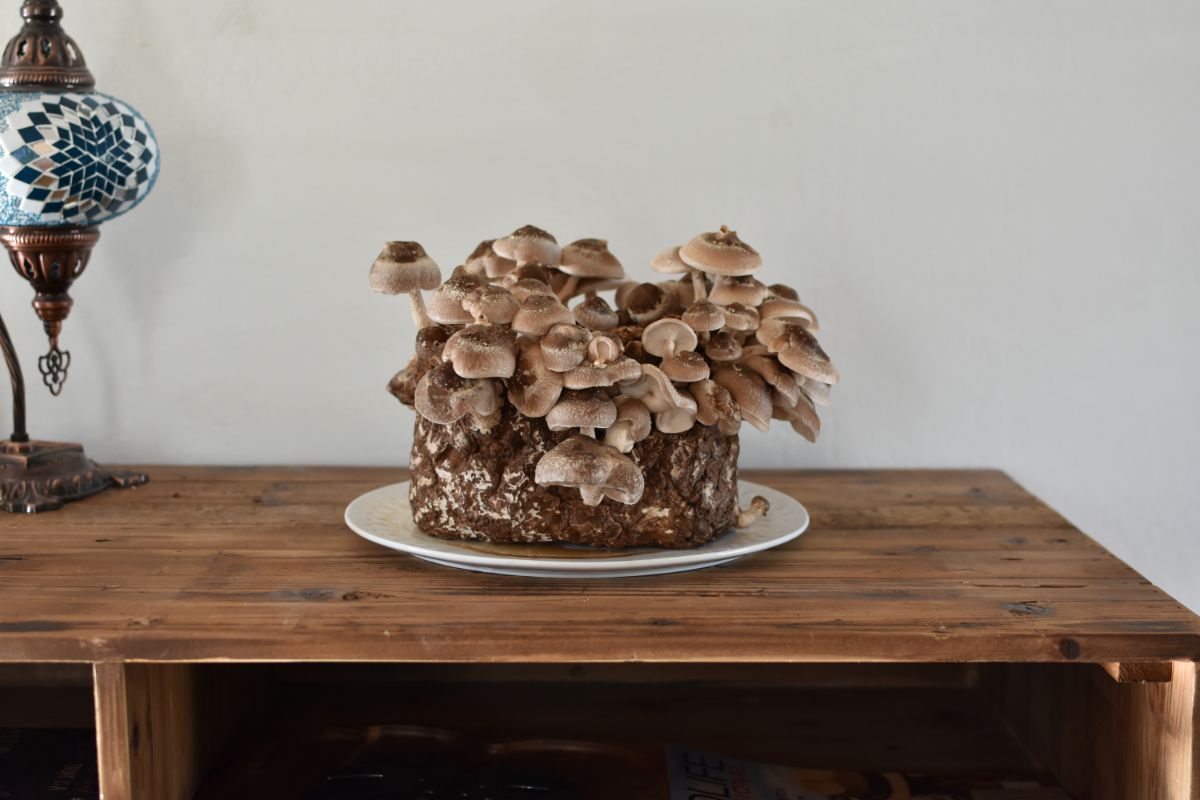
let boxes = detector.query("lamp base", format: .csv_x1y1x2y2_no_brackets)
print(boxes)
0,439,147,513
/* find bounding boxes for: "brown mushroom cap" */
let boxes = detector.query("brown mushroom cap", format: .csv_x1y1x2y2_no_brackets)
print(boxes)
742,354,802,406
619,282,671,326
511,294,574,336
621,363,698,419
658,278,696,310
690,379,742,436
427,274,485,325
661,351,710,383
721,302,761,332
704,331,744,362
760,296,818,329
769,283,800,301
545,390,618,432
493,225,561,266
414,362,501,424
508,278,556,303
756,317,810,347
541,323,592,372
442,324,518,380
799,375,833,407
562,356,641,390
369,241,442,294
770,326,840,385
641,317,699,358
465,239,516,279
709,275,769,307
678,226,763,276
503,262,554,287
508,339,563,418
573,295,619,331
650,246,690,275
603,396,653,454
534,435,645,506
463,284,519,325
773,391,821,443
682,300,726,333
414,325,452,361
713,364,773,432
560,239,625,279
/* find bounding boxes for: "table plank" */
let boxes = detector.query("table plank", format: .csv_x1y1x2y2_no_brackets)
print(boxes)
0,467,1197,664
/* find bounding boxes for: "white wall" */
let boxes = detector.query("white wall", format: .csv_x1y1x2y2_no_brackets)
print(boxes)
4,2,1198,610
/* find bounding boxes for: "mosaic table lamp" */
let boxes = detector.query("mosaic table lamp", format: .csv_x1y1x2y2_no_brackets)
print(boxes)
0,0,159,512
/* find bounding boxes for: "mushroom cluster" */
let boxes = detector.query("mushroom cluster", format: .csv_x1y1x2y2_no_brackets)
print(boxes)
372,225,838,522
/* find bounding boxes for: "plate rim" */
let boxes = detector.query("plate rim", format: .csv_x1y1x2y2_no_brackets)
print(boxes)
344,479,808,573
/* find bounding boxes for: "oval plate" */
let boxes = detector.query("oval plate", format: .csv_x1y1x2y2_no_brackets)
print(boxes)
344,480,808,578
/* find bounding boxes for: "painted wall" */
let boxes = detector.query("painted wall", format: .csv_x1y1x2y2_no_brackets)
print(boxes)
4,1,1198,610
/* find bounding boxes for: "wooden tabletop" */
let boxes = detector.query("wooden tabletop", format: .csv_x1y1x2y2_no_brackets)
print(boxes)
0,467,1197,665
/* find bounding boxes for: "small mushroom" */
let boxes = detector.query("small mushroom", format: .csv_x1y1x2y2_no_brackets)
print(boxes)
442,324,518,379
493,224,561,266
508,339,563,418
660,350,710,383
712,364,773,432
541,323,591,372
773,390,821,443
413,362,501,425
721,302,760,333
465,239,516,279
503,262,555,287
558,239,625,300
769,283,800,301
658,278,696,310
736,495,770,528
511,294,574,336
546,390,618,437
603,397,652,454
704,331,744,363
641,318,698,359
619,282,671,326
682,300,726,335
689,379,742,436
760,296,819,331
678,226,763,278
387,356,419,406
509,278,557,303
653,244,707,301
369,241,443,329
621,364,698,433
414,325,452,361
709,275,769,307
799,375,833,407
462,284,520,325
742,353,802,406
562,355,642,390
770,326,840,385
535,435,645,506
573,295,619,331
427,274,484,326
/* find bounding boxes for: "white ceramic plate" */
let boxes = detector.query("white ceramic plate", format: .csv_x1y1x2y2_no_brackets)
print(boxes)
344,480,808,578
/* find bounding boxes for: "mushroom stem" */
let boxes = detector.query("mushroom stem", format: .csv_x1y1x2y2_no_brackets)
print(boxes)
580,426,596,438
579,485,605,506
735,495,770,528
690,269,708,302
409,291,435,330
557,275,581,302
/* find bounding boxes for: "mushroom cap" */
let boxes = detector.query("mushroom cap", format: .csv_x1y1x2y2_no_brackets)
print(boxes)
534,435,645,506
619,282,671,325
649,246,690,275
414,363,500,424
503,262,555,287
545,390,618,431
414,325,452,361
465,239,517,279
682,300,726,333
541,323,592,372
799,375,833,407
689,379,742,436
678,226,763,277
508,278,557,303
760,296,818,329
756,317,811,348
585,333,624,365
370,241,442,294
511,294,574,336
603,396,653,454
560,238,625,280
573,295,619,331
656,405,698,434
721,302,761,332
641,317,698,357
770,326,840,385
660,351,710,383
713,364,773,432
493,225,561,266
769,283,800,301
704,331,744,362
463,284,520,325
427,274,485,325
508,339,563,418
562,356,641,390
773,390,821,443
621,364,698,417
658,278,696,310
742,353,802,406
443,324,518,379
708,275,769,307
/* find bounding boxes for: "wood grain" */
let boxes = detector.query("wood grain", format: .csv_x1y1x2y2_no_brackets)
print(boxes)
0,467,1197,664
1102,660,1174,683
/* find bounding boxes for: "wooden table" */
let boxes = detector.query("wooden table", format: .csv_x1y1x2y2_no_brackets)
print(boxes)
1,467,1197,799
